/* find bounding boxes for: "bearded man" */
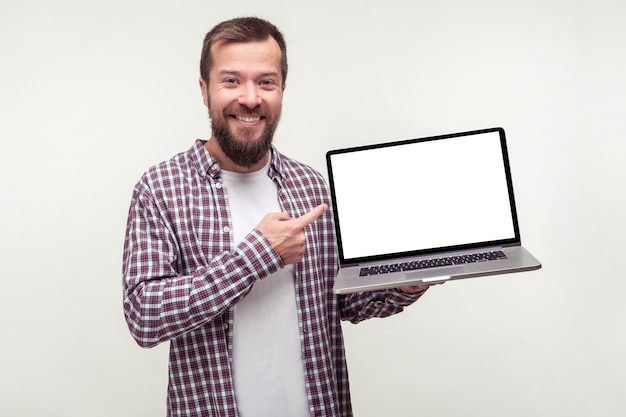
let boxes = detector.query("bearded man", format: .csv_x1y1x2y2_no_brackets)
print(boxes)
122,16,433,417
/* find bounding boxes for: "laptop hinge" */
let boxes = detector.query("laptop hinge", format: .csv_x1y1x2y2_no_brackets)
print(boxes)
501,242,521,248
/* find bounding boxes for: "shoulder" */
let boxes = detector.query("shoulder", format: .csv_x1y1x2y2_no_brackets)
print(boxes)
274,149,327,187
135,142,203,197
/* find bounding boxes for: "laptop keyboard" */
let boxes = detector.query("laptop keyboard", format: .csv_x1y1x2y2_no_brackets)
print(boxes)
358,250,508,277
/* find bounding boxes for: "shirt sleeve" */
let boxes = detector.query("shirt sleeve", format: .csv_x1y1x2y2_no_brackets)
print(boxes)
338,288,427,324
122,179,283,348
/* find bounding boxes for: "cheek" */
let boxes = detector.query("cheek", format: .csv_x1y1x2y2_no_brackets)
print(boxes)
265,94,283,114
207,86,231,107
207,94,227,114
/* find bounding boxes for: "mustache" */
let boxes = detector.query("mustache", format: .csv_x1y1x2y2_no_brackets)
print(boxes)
223,103,270,117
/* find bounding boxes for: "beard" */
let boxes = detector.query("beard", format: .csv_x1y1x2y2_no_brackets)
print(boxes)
209,103,281,169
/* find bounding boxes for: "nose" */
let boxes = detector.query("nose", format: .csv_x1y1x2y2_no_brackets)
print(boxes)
238,81,262,108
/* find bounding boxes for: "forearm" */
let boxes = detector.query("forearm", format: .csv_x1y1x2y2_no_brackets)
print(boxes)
123,230,282,347
339,287,426,324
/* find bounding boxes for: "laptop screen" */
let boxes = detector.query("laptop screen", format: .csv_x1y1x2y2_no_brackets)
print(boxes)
326,128,520,263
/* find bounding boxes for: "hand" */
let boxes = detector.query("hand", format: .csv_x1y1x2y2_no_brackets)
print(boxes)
256,204,327,265
399,280,446,294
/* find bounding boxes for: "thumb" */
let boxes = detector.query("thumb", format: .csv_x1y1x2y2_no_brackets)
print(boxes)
294,204,327,228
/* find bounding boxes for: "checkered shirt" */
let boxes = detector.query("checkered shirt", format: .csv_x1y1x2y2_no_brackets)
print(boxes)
122,140,424,417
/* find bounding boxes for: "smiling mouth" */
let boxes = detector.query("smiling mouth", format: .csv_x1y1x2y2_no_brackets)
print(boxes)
233,115,262,123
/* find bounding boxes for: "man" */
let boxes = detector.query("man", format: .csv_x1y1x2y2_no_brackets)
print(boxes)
123,16,435,417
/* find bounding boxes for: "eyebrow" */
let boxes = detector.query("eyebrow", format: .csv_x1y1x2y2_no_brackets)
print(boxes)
216,69,280,79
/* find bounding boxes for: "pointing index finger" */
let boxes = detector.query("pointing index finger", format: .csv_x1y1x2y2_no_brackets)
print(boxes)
295,204,328,228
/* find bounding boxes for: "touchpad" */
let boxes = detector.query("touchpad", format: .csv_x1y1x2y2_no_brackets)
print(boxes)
405,267,464,281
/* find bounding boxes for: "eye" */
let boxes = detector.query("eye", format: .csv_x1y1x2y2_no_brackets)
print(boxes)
260,79,278,89
224,78,239,86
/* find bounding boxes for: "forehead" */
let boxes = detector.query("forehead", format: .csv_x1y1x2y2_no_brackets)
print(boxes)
210,38,282,77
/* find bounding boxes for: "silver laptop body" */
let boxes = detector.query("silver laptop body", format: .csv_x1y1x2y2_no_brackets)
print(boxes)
326,127,541,294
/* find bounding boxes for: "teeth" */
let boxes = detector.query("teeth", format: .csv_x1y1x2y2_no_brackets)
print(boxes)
236,115,261,123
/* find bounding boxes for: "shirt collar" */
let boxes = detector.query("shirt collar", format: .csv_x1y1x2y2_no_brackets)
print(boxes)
267,145,286,181
190,139,220,178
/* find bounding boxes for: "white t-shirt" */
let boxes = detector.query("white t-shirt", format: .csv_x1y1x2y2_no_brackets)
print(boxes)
220,162,310,417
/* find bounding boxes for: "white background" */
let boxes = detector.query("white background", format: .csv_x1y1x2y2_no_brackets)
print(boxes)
1,0,624,416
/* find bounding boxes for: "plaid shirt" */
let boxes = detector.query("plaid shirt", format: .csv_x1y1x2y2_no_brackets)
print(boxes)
123,140,424,417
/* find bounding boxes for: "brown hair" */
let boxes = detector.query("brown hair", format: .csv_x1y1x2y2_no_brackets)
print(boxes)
200,17,288,86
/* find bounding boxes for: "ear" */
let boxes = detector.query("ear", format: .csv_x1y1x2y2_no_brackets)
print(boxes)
199,77,209,107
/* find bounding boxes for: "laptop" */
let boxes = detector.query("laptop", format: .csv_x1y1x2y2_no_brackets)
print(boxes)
326,127,541,294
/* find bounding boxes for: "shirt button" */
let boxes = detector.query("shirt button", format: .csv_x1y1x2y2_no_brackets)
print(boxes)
215,182,222,189
223,226,231,233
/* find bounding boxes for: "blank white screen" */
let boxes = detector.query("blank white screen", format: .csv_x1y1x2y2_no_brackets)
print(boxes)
330,131,516,259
